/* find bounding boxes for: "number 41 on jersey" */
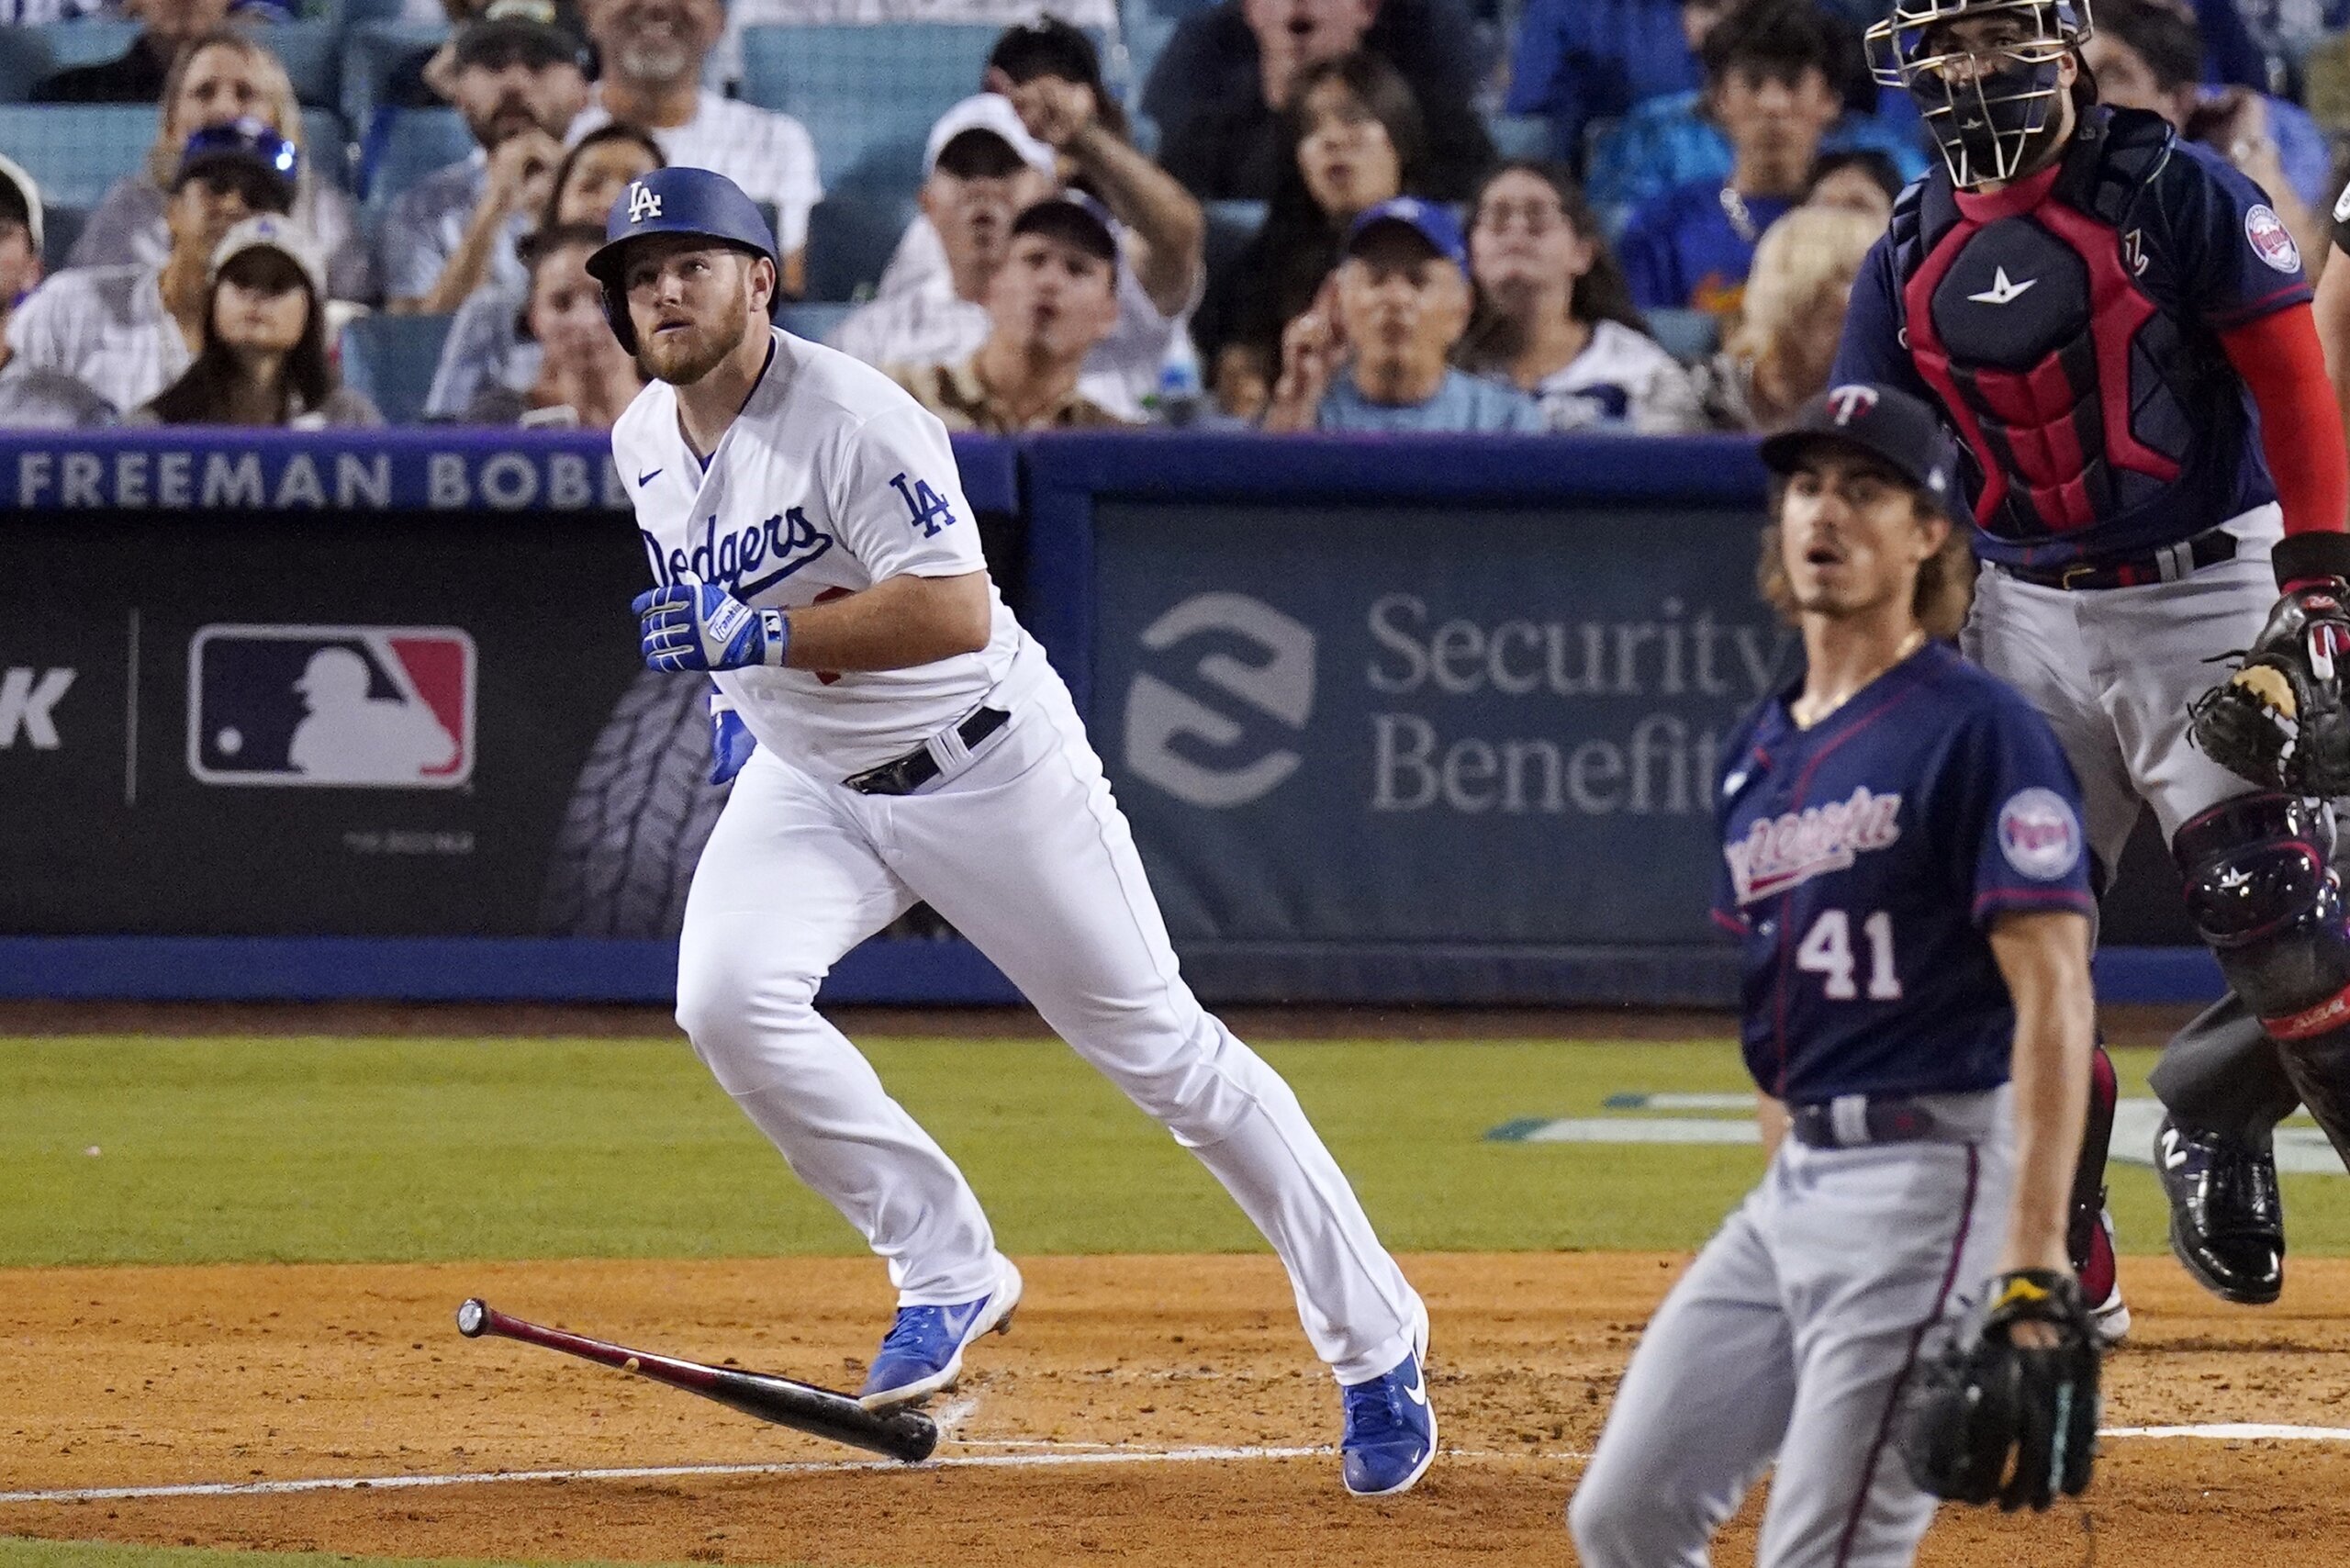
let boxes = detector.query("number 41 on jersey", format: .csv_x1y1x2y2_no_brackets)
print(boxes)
1797,910,1902,1001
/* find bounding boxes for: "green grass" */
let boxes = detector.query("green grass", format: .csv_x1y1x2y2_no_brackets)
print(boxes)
3,1036,2344,1268
0,1546,821,1568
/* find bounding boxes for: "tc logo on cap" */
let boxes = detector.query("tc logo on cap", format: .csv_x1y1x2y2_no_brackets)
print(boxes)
628,182,662,224
1824,385,1879,425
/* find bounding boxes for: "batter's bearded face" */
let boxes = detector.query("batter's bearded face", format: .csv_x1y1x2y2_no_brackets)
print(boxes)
621,239,771,385
1777,447,1944,622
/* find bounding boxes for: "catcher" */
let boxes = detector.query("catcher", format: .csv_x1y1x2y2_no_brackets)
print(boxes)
1571,384,2100,1566
1832,0,2350,1317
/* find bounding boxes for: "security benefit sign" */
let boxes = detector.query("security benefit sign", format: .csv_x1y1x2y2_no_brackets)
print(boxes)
1091,501,1793,948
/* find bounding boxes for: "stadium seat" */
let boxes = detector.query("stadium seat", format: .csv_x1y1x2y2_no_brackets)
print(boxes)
804,191,916,304
1486,112,1552,162
1121,0,1211,112
39,202,86,271
265,20,344,110
738,24,1000,193
362,105,472,207
342,19,448,145
336,0,415,24
338,311,453,426
0,103,157,208
0,20,139,101
777,300,852,343
1645,307,1719,364
1202,197,1263,281
297,106,353,191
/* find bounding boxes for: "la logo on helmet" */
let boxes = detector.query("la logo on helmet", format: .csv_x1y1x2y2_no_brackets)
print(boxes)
628,182,663,223
1825,385,1880,425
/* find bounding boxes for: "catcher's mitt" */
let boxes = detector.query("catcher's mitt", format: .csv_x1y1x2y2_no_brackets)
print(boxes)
2190,583,2350,796
1898,1270,2099,1512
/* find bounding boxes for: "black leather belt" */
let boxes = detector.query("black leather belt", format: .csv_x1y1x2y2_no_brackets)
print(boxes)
1789,1096,1942,1149
842,706,1010,796
2003,529,2236,591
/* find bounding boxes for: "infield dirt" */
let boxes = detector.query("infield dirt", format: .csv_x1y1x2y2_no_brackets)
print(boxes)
5,1253,2347,1567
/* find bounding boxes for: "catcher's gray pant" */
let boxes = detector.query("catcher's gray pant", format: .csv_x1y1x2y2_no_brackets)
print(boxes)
1964,506,2300,1139
1570,1096,2014,1568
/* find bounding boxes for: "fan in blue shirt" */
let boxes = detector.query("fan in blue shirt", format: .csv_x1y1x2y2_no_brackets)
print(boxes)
1264,197,1545,434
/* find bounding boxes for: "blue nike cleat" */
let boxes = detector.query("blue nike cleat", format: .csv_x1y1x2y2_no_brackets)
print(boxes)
856,1258,1023,1410
1340,1345,1437,1497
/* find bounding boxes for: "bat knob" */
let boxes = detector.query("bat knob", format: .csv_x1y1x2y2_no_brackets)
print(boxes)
456,1298,490,1338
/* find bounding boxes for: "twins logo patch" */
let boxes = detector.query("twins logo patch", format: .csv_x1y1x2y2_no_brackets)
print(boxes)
188,625,474,788
1998,787,2082,880
2246,204,2302,274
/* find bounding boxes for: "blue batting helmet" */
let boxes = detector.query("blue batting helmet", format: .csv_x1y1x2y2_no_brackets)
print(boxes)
586,167,780,353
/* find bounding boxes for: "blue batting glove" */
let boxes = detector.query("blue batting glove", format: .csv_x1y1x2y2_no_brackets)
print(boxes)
709,689,755,786
632,573,789,673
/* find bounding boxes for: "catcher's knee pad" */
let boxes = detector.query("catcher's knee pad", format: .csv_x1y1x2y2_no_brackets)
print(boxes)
2174,794,2348,1025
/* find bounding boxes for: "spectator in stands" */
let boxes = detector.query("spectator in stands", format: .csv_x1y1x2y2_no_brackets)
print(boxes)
1582,2,1926,221
1802,147,1901,226
831,94,1191,418
0,153,118,426
1692,201,1874,430
462,221,640,424
382,0,502,113
572,0,820,297
1616,1,1846,319
885,195,1132,431
1193,52,1426,422
31,0,229,102
2085,0,2328,271
381,0,593,314
1143,0,1494,202
69,27,376,304
1262,196,1542,431
711,0,1120,92
1458,162,1706,433
6,119,295,414
427,122,663,418
134,214,380,426
1505,0,1732,165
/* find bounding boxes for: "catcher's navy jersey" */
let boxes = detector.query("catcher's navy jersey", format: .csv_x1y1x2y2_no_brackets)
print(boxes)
1713,644,2095,1105
1833,107,2309,571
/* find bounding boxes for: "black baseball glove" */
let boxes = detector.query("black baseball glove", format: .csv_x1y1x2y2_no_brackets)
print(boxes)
2189,582,2350,797
1897,1270,2100,1512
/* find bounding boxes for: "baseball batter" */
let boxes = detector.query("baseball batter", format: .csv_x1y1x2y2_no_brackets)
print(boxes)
1571,384,2101,1567
585,166,1435,1497
1833,0,2350,1314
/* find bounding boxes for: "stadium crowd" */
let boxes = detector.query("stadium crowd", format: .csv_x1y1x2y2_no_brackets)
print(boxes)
0,0,2344,432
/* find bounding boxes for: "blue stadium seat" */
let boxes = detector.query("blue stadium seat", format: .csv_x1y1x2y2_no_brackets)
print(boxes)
0,103,158,208
363,105,472,207
1202,197,1263,281
1121,0,1211,113
342,19,447,143
339,311,453,426
266,20,344,110
738,24,998,193
39,202,87,271
777,300,852,343
1644,307,1719,364
0,20,140,101
804,192,916,304
1486,112,1552,162
336,0,414,24
297,106,352,191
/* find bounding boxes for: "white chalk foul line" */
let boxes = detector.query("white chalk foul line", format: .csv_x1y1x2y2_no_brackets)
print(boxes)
7,1425,2343,1507
0,1444,1330,1506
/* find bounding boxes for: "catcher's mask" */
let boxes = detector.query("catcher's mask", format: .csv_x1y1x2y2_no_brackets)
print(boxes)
1868,0,2092,189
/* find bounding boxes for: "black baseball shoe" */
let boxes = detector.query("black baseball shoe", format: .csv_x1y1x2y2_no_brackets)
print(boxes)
2156,1116,2284,1305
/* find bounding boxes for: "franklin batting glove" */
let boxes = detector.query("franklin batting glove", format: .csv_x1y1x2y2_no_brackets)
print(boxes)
708,689,755,786
633,573,789,674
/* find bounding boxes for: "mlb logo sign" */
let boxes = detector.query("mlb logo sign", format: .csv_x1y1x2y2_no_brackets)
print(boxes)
187,625,475,788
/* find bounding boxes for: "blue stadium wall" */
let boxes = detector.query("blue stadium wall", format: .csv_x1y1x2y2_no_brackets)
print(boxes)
0,429,2221,1007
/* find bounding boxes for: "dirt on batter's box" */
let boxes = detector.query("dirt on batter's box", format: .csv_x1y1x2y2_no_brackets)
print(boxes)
3,1253,2346,1566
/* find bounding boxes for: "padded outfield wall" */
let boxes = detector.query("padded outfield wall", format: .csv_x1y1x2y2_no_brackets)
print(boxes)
0,429,2217,1005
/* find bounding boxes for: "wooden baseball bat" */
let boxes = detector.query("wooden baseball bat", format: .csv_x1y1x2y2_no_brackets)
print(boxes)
455,1297,938,1463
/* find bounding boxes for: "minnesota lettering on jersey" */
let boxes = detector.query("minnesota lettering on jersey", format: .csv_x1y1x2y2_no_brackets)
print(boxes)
1726,785,1904,904
642,507,834,597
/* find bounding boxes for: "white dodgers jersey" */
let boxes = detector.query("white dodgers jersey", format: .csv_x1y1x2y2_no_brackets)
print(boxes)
612,329,1024,777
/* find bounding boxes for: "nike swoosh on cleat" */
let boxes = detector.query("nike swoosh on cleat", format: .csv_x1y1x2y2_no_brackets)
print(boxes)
638,468,662,486
1402,1367,1427,1406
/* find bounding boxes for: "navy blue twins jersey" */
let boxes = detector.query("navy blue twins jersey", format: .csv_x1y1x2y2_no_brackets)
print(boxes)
1713,644,2095,1105
1832,107,2309,571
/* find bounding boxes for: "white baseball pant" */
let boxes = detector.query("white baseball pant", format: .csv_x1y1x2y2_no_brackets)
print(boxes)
673,647,1425,1385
